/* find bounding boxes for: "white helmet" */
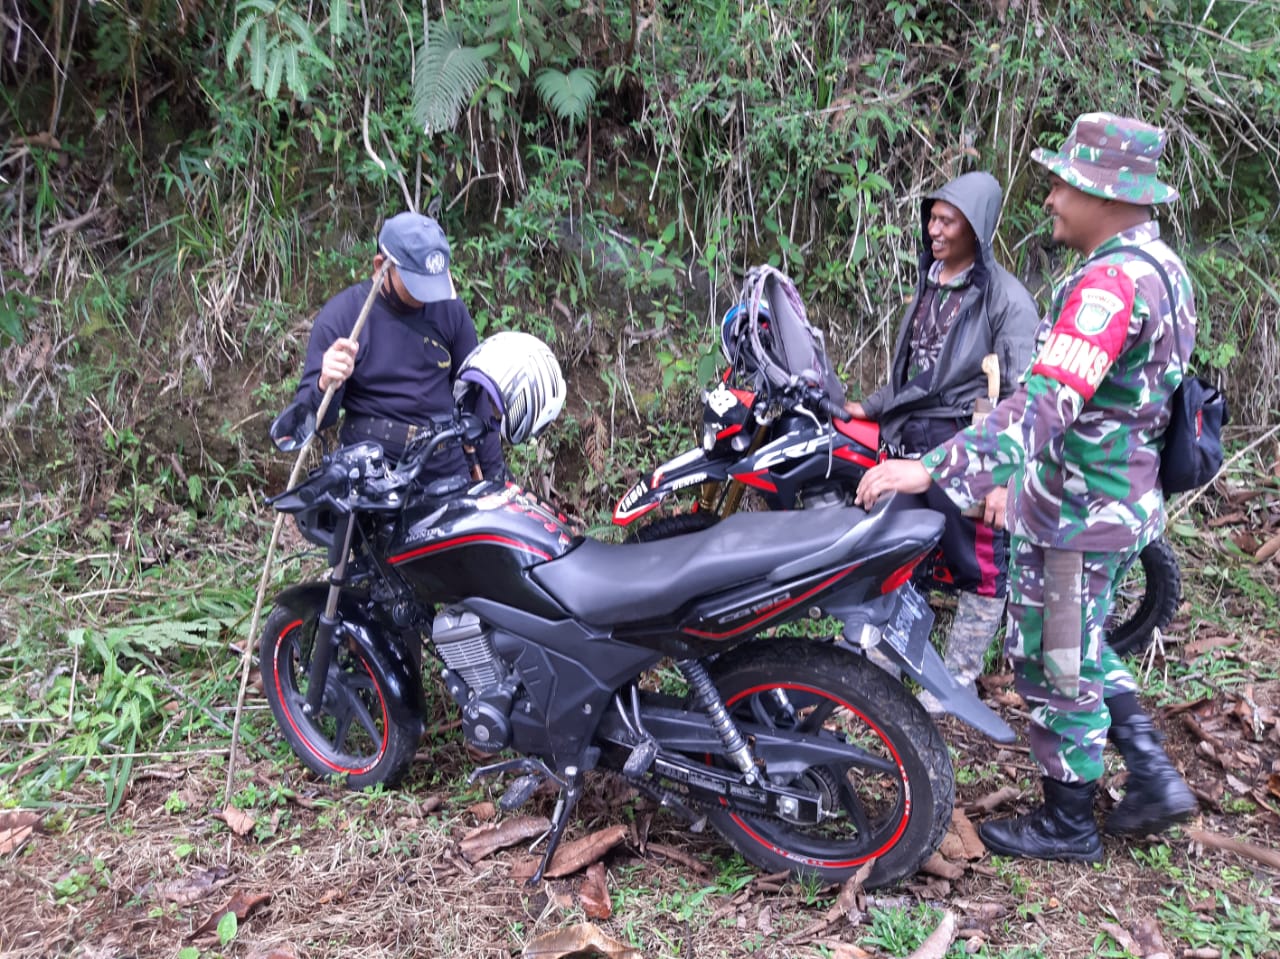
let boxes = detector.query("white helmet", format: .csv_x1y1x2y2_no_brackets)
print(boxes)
454,331,566,444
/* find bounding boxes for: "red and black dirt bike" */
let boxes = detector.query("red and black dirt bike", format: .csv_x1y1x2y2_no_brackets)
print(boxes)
613,267,1180,658
259,331,1014,891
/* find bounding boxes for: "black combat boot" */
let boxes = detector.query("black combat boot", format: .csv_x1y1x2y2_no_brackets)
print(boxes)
1104,714,1198,836
979,778,1103,862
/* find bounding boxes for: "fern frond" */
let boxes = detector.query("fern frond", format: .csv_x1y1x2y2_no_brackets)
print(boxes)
413,26,491,136
225,14,256,72
249,19,268,90
265,48,284,100
532,67,599,125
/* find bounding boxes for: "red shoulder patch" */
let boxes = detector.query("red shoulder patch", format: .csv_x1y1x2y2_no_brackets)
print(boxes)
1031,264,1135,399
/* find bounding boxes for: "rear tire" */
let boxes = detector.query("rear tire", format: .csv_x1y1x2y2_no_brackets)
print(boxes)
1106,537,1181,657
701,640,953,889
259,604,419,789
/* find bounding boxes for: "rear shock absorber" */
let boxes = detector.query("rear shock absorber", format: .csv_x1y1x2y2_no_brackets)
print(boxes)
677,659,757,784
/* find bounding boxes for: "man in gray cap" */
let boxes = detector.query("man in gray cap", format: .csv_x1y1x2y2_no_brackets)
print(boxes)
855,113,1199,861
294,211,505,479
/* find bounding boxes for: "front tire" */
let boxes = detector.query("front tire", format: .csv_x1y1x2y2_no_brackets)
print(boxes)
259,604,420,789
701,640,954,889
622,511,719,544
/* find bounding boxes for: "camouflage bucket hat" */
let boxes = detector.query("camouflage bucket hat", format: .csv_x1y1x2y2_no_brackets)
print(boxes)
1031,112,1178,205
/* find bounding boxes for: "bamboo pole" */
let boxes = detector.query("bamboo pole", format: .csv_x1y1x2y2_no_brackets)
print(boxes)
223,260,392,803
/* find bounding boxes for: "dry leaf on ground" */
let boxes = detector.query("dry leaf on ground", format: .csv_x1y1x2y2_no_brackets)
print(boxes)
541,824,628,878
968,785,1021,815
1131,915,1171,958
825,860,873,924
578,862,612,920
811,940,874,959
0,810,41,855
905,909,956,959
189,890,272,942
919,853,965,881
642,842,710,876
950,808,986,859
521,922,642,959
1098,921,1140,955
219,805,256,837
1181,635,1238,659
459,816,551,863
1187,828,1280,870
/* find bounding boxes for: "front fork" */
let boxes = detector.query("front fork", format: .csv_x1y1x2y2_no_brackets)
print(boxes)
303,512,359,717
700,426,770,517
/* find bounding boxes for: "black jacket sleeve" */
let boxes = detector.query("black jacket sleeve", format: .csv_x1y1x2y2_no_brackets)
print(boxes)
295,284,368,430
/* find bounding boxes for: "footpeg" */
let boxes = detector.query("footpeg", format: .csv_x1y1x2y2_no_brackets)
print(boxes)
499,774,542,811
622,739,658,777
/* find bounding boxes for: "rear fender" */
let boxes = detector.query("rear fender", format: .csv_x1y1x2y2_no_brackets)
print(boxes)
875,637,1015,744
613,447,730,525
271,583,425,729
831,585,1015,744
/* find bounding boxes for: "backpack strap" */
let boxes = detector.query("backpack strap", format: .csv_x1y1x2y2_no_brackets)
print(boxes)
1090,244,1183,367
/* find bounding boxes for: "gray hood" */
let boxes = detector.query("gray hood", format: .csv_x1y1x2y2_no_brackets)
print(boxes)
919,171,1004,279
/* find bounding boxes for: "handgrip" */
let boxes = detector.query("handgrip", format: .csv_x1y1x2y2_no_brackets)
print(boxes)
819,395,853,422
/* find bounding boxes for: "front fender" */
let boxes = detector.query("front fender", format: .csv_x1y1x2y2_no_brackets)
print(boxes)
271,583,425,729
613,447,730,525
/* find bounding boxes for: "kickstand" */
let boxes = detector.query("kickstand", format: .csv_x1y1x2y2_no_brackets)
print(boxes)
468,756,567,791
527,766,584,887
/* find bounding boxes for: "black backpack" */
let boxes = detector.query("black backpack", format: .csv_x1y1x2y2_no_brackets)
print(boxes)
1107,246,1228,494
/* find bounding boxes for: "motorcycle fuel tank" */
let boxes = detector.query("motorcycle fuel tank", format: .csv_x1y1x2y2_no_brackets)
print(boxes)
386,482,577,614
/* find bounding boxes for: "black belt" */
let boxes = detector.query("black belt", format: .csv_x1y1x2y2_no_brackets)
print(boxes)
342,415,442,452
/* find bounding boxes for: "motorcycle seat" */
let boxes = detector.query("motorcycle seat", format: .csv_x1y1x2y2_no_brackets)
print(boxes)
530,504,942,626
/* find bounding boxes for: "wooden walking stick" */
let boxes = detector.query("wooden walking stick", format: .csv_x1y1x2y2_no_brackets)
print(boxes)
223,259,392,803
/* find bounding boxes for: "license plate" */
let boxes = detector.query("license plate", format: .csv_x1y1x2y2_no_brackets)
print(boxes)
880,585,933,673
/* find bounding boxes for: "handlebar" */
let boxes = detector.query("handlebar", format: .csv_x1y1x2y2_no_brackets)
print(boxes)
791,374,851,424
268,411,486,514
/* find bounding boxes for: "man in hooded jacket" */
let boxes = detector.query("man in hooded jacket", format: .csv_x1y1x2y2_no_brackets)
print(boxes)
847,172,1039,703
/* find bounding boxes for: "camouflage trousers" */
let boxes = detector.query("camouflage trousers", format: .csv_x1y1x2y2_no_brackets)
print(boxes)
1006,536,1140,783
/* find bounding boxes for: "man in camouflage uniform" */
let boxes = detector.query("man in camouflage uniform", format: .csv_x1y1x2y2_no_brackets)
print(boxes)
855,113,1199,861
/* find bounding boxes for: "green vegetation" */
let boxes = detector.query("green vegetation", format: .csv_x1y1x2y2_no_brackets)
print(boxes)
3,2,1279,957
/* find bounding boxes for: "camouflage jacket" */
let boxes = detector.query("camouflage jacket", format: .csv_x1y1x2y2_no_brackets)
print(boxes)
921,222,1197,551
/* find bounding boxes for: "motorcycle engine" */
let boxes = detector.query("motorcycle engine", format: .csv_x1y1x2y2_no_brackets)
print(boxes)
432,607,515,751
432,607,502,690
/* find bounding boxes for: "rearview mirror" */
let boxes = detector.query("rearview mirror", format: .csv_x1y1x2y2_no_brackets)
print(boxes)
269,401,316,452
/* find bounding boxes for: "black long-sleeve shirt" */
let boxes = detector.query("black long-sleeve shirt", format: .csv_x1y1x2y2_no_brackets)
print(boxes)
295,280,504,478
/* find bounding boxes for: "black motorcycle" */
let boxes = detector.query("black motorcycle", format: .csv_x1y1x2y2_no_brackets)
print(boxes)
613,269,1181,657
260,369,1013,890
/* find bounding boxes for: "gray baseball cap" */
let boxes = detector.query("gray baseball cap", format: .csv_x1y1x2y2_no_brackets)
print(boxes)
378,212,454,302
